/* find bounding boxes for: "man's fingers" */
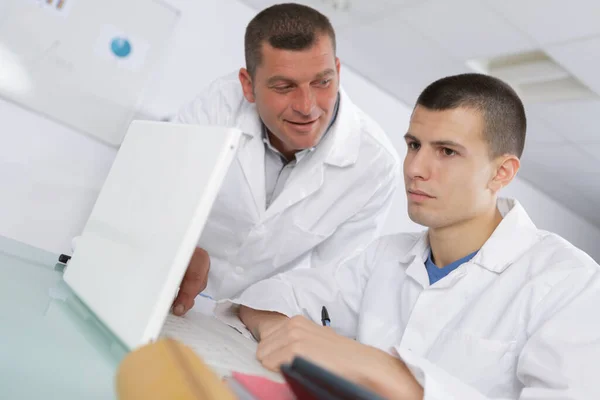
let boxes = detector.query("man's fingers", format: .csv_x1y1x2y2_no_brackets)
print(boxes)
172,248,210,315
256,329,294,362
259,341,303,372
172,292,195,316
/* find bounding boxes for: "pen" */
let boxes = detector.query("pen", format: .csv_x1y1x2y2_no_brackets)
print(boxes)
321,306,331,327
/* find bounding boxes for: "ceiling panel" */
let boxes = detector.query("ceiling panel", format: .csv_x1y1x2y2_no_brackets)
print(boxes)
338,18,469,106
396,0,536,61
545,36,600,95
527,100,600,143
484,0,600,45
238,0,413,30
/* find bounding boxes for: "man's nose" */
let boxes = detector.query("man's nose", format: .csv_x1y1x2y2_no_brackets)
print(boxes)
291,86,316,116
405,148,431,181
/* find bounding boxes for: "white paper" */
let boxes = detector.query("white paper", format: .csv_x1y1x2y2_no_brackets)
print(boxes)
191,293,217,316
160,312,282,382
213,301,256,342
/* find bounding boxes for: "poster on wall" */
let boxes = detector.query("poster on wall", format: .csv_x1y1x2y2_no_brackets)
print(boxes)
0,0,179,147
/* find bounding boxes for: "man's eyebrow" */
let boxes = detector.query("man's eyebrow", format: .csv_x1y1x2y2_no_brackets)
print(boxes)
431,140,466,151
266,75,295,85
314,69,335,80
266,69,336,86
404,133,467,151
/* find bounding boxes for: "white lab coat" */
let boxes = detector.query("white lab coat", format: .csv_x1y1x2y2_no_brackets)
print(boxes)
174,73,400,299
230,198,600,399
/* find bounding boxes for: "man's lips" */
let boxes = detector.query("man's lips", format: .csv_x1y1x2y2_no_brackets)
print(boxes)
284,119,319,133
408,189,435,199
286,119,318,125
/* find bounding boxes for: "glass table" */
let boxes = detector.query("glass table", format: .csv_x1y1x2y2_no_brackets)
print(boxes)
0,235,128,399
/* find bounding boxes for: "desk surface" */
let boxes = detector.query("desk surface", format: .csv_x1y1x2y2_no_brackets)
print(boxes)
0,236,127,400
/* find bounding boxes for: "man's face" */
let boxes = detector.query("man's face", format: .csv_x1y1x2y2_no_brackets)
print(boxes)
404,106,501,230
240,35,340,154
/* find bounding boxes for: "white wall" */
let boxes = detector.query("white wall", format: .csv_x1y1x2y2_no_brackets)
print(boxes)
2,0,600,261
0,0,255,254
138,0,255,119
0,98,116,253
501,178,600,258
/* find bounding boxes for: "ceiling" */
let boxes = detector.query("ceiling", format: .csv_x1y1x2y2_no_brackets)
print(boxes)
240,0,600,226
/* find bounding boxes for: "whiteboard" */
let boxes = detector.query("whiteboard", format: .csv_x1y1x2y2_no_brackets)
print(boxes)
0,0,179,147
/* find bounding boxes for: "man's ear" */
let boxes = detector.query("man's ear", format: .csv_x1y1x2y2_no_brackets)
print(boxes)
238,68,256,103
489,155,520,194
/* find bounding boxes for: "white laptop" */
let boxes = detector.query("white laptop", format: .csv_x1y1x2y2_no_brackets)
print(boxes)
64,119,240,349
62,120,282,381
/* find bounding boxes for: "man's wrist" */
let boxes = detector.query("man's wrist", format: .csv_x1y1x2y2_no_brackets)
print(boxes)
239,306,288,341
355,348,424,400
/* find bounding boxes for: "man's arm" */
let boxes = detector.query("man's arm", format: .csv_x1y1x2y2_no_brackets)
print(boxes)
229,234,384,340
254,315,424,400
238,306,288,341
245,266,600,400
228,164,399,337
514,266,600,399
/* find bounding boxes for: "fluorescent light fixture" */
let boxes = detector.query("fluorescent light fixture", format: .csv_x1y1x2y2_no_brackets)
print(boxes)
467,50,596,103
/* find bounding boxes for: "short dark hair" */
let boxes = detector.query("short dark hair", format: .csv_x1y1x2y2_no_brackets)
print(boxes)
416,73,526,158
244,3,336,77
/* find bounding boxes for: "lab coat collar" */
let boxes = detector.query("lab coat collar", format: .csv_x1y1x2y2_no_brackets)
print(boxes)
471,198,539,274
238,101,263,139
236,102,266,214
400,232,431,287
321,87,362,168
401,198,539,278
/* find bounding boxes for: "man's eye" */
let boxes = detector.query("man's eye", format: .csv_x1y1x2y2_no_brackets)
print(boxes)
408,142,420,150
442,148,457,156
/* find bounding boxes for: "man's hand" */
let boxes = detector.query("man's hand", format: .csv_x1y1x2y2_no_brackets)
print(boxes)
172,247,210,316
239,306,289,340
256,316,424,400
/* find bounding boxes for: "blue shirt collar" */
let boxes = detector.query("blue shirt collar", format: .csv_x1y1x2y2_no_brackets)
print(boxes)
425,249,479,285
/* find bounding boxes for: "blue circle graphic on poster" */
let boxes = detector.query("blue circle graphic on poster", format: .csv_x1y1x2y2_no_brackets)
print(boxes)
110,37,132,58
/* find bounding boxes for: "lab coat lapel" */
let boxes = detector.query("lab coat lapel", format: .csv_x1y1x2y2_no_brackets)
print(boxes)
237,106,266,214
402,232,430,288
261,153,325,221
